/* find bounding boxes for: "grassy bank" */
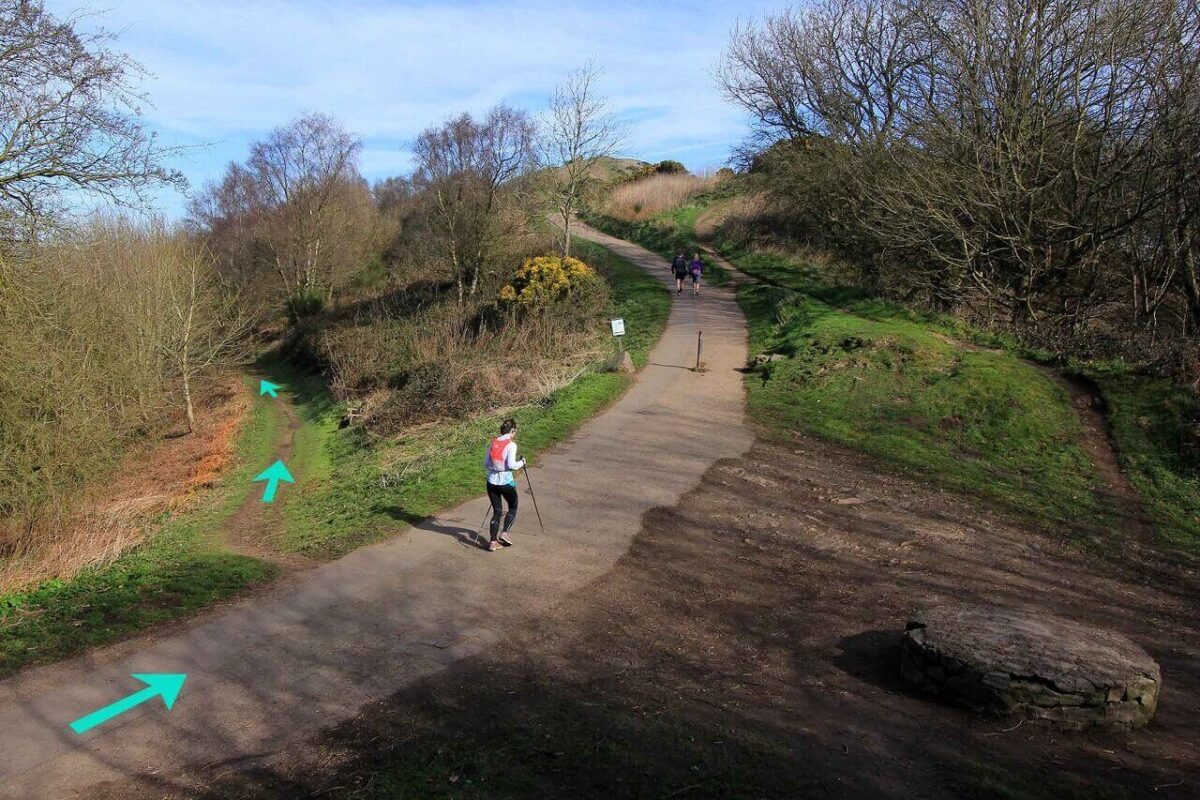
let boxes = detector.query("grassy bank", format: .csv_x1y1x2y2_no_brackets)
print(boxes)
273,239,670,558
724,234,1200,548
739,284,1104,530
0,380,282,677
1091,372,1200,548
609,183,1196,545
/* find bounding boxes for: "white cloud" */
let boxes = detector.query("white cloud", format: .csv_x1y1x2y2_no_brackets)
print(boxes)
47,0,790,215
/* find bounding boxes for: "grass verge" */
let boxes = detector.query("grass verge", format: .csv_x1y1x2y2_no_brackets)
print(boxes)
0,379,282,677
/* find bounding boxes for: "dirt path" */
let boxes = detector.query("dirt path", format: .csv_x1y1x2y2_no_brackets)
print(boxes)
217,395,314,571
1040,369,1160,544
0,224,751,799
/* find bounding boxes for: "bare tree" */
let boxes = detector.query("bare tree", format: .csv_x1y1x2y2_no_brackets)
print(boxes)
540,64,626,257
188,113,383,309
0,1,183,224
718,0,1200,349
716,0,918,157
413,105,538,303
158,239,252,433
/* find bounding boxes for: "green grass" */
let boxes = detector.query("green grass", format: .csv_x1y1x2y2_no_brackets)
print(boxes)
0,379,282,677
1092,371,1200,548
739,282,1105,531
724,236,1200,549
273,240,671,557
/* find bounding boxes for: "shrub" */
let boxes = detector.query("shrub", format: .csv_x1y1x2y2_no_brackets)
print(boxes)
284,290,325,324
499,255,602,308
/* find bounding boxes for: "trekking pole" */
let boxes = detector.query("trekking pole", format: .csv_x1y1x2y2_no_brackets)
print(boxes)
476,505,492,540
523,466,546,535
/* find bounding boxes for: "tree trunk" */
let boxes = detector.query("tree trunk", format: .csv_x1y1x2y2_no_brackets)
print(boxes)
1184,262,1200,329
182,368,195,434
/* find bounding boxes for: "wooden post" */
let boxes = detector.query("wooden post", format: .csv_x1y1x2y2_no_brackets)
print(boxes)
696,330,703,371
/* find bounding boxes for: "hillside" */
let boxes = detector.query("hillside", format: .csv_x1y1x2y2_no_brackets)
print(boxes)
585,170,1200,552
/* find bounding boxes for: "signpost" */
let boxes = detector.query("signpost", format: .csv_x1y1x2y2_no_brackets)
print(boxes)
611,318,626,353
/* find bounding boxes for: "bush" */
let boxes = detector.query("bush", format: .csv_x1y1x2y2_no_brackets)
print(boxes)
499,255,603,308
284,290,325,324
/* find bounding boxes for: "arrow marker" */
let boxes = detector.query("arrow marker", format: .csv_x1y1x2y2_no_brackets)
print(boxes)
69,673,187,735
259,380,281,398
253,459,295,503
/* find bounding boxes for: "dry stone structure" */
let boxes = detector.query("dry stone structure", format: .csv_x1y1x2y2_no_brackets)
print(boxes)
901,605,1161,729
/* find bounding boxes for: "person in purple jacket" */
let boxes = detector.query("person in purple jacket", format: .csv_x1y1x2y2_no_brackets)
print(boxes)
689,253,704,295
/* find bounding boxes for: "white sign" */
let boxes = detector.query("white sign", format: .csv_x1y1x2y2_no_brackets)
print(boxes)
610,318,626,337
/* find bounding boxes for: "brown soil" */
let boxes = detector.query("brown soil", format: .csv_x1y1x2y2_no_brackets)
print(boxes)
135,433,1200,799
0,377,252,592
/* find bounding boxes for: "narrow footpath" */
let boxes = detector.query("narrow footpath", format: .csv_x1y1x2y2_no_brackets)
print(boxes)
0,225,751,799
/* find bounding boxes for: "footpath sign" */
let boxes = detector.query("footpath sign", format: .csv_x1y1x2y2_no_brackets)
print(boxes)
611,318,627,353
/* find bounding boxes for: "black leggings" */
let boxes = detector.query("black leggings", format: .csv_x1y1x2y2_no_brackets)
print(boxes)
487,482,518,539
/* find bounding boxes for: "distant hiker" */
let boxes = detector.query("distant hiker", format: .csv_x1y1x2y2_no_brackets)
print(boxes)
672,252,689,293
690,253,704,295
483,417,525,551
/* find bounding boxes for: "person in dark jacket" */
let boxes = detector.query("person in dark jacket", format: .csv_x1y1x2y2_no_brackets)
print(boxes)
671,252,689,293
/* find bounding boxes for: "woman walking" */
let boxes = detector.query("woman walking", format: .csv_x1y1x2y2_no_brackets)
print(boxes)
483,417,525,551
690,252,704,295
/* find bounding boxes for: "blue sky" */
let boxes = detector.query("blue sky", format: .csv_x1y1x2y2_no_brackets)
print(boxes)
48,0,789,218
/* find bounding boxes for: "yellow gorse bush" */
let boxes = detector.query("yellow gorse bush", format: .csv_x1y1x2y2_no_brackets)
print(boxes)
500,255,597,306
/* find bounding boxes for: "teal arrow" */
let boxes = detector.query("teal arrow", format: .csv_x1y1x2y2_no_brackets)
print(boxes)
69,673,187,735
253,459,294,503
259,380,281,398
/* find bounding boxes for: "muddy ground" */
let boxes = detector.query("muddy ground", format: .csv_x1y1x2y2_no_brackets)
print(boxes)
112,432,1200,799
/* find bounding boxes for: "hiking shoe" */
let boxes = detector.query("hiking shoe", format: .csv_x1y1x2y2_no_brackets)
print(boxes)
498,534,514,547
487,539,502,552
